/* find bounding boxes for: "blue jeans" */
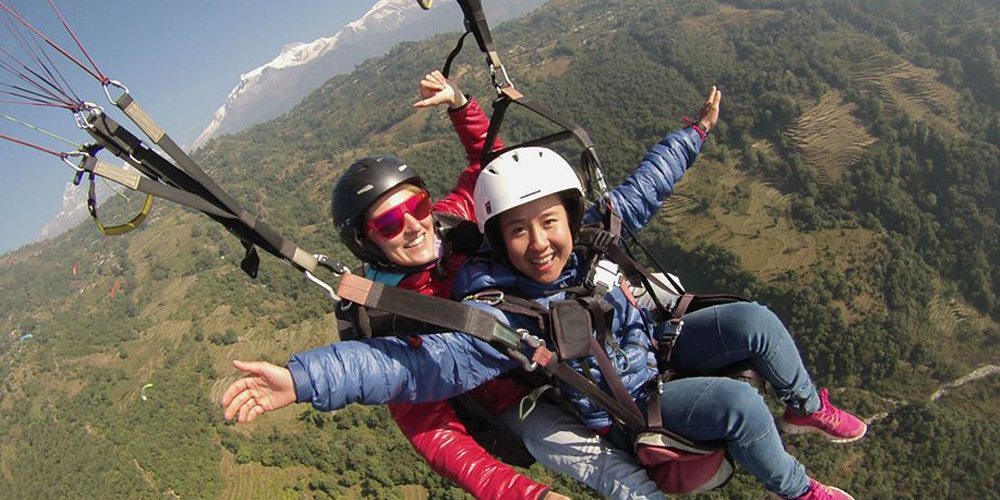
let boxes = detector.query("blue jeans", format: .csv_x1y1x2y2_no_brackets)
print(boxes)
649,301,821,498
498,400,669,500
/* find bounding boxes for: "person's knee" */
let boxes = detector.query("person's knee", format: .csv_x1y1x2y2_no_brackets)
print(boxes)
715,379,771,435
723,302,786,349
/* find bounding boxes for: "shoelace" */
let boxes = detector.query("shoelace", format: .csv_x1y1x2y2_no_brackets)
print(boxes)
814,390,843,427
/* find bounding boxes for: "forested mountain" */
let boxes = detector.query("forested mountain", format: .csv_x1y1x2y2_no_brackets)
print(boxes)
1,0,998,498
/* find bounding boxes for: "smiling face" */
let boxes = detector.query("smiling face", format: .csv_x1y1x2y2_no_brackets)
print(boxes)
498,193,574,284
365,184,437,267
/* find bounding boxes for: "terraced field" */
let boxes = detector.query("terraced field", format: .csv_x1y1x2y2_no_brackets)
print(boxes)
218,450,313,500
785,90,877,185
850,54,960,133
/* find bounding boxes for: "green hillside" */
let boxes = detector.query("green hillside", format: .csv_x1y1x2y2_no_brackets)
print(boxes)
2,0,999,498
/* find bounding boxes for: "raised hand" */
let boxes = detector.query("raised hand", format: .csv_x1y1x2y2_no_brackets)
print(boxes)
698,85,722,133
221,360,297,423
414,70,467,110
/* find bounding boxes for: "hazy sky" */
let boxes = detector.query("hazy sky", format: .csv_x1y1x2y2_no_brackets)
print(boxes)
0,0,379,254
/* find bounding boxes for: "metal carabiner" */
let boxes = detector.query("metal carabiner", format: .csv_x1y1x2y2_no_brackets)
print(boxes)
467,290,504,306
103,79,129,105
60,151,87,172
304,269,340,302
73,103,102,130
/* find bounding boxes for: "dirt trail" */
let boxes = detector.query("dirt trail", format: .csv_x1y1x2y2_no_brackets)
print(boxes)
863,364,1000,424
930,364,1000,401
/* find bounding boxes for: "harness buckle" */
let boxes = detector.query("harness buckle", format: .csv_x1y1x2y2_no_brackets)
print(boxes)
658,319,683,364
587,259,621,298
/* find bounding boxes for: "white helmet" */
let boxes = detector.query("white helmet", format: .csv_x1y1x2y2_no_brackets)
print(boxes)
474,147,585,255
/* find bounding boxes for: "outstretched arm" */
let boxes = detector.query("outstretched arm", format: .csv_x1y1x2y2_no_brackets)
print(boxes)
583,86,722,234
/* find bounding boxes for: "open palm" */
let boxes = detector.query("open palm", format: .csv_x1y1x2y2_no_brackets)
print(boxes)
221,360,296,423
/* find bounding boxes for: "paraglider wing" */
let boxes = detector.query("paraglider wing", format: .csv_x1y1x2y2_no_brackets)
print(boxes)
140,383,153,402
18,333,33,342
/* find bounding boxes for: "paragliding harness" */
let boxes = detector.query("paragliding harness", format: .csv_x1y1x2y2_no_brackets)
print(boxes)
336,199,757,494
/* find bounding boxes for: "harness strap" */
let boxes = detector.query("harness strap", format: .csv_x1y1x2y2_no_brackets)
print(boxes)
337,274,527,354
441,31,471,79
579,296,647,425
82,109,320,276
546,359,646,430
76,156,235,218
482,89,606,197
454,0,507,88
82,170,154,236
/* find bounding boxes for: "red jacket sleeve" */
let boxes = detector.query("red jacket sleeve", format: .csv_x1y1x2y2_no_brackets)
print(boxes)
389,400,548,500
432,97,505,220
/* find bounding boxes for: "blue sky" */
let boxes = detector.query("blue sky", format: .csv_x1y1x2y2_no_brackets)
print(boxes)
0,0,378,254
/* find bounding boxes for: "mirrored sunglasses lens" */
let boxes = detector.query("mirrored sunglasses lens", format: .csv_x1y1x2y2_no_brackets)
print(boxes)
372,210,404,238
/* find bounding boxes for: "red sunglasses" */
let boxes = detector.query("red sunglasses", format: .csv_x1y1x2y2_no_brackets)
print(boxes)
366,190,433,239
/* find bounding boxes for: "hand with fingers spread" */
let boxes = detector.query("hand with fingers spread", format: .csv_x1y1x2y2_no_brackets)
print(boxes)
221,360,296,423
414,70,467,110
697,85,722,133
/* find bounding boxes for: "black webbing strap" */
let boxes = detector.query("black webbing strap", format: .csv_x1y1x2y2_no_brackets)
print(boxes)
82,109,320,275
113,92,245,214
642,381,715,451
337,274,525,350
455,0,504,76
549,361,646,430
75,156,235,218
687,294,751,314
580,296,647,426
481,88,607,198
604,243,679,320
441,31,471,79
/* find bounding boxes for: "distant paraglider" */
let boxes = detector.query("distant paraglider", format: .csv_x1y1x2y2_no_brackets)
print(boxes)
108,280,127,299
72,263,80,277
140,383,153,402
18,333,33,342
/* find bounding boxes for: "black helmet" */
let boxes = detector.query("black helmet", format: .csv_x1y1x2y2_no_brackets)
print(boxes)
332,155,426,265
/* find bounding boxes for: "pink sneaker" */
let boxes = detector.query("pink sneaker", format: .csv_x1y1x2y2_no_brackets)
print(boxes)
776,478,855,500
780,388,867,443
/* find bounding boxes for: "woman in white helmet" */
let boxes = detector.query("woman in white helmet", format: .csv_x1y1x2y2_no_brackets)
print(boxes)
459,87,863,500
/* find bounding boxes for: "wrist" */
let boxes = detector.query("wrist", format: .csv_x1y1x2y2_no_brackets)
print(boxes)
690,122,709,140
448,93,470,111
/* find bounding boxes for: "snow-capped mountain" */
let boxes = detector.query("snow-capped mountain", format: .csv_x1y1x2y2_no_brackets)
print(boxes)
192,0,546,149
40,181,91,240
39,168,132,241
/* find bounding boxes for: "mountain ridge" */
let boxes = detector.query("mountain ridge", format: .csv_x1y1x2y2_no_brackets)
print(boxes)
1,0,998,498
192,0,546,149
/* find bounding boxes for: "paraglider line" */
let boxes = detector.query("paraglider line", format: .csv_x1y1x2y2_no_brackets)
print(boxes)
0,1,106,83
0,6,81,104
45,0,108,84
0,110,81,147
0,130,65,156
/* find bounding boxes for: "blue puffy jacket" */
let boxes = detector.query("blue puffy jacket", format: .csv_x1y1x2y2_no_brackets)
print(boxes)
288,126,703,429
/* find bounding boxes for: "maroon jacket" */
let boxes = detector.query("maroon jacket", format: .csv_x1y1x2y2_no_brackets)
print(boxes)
386,98,546,500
